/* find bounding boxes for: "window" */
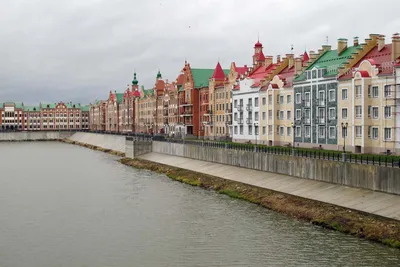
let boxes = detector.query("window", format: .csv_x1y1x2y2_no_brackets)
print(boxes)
255,112,259,121
319,91,325,105
372,127,378,139
295,126,301,137
295,93,301,104
296,109,301,120
262,126,266,135
355,126,362,138
234,100,237,108
268,125,272,135
248,125,252,135
355,106,362,118
384,128,392,140
234,113,237,121
279,95,284,104
318,108,325,123
319,126,325,138
329,126,336,139
372,107,379,119
287,127,291,136
268,95,272,105
312,70,317,79
384,85,392,97
287,95,291,103
255,97,259,107
372,86,379,98
329,90,336,102
268,110,272,120
329,108,336,120
279,111,284,120
305,92,310,106
355,85,362,98
262,97,266,105
240,125,243,135
279,127,284,136
384,106,392,118
342,88,348,100
305,109,310,123
287,111,291,120
342,108,348,119
262,112,266,120
305,126,311,137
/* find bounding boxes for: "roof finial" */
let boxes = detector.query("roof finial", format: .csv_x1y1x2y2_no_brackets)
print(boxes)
291,44,294,53
257,31,260,42
326,36,329,44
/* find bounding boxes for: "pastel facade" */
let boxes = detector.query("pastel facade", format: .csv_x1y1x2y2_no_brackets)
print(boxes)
1,102,89,131
337,34,400,154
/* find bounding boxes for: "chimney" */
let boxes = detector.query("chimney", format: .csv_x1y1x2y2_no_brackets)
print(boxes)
265,56,273,66
322,45,331,52
353,36,359,46
276,55,281,63
337,38,348,55
377,35,385,51
392,33,400,61
309,50,317,61
286,54,294,69
294,57,303,75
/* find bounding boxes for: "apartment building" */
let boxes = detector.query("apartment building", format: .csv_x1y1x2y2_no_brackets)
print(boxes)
338,33,400,154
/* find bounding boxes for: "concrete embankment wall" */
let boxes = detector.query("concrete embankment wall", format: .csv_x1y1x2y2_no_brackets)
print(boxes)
125,138,152,158
68,132,126,153
0,131,73,141
152,141,400,195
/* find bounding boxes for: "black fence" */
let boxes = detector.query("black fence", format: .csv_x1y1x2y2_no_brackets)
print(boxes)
155,138,400,168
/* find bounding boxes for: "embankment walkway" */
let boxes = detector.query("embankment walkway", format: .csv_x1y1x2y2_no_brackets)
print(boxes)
139,152,400,221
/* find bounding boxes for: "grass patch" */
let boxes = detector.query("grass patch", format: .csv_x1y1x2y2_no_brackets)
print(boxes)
118,157,400,250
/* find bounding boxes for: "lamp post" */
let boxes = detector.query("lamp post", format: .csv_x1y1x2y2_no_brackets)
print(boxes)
341,122,348,161
254,121,258,152
291,122,296,156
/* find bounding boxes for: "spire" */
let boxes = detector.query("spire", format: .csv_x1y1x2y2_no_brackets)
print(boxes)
156,70,162,79
211,62,225,80
132,72,138,85
303,51,310,62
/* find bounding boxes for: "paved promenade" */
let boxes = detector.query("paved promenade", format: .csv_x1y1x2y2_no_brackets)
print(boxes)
139,152,400,221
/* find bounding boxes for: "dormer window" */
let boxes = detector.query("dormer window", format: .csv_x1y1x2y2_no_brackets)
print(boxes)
312,70,317,79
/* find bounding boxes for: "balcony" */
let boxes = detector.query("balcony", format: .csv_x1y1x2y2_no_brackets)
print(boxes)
180,111,193,117
204,109,212,116
236,118,243,124
246,104,253,111
246,118,253,124
163,111,168,116
305,101,311,107
237,105,243,112
180,101,193,107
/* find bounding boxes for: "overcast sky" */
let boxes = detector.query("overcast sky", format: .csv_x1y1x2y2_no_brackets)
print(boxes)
1,0,399,104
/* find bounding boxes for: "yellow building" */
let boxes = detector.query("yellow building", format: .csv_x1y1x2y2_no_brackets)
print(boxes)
338,34,400,154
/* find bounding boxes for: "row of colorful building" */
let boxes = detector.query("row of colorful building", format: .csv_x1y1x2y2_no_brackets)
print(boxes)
0,102,90,130
2,33,400,154
89,33,400,154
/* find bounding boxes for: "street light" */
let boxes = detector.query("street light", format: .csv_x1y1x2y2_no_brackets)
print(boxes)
254,121,259,151
291,122,296,156
341,122,348,153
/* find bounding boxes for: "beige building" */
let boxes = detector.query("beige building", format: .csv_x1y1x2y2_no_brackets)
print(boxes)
338,33,400,154
105,91,123,132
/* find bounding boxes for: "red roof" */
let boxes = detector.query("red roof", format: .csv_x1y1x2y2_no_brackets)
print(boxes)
256,50,265,61
254,41,262,47
276,65,295,88
248,64,277,83
339,44,393,80
176,74,184,85
303,51,310,66
155,80,165,91
133,90,141,98
211,62,225,80
358,70,370,77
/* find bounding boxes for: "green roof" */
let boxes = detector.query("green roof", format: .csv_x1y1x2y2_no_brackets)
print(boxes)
294,46,360,82
116,93,124,104
23,105,40,112
40,103,56,109
81,105,90,112
142,88,154,98
191,68,229,88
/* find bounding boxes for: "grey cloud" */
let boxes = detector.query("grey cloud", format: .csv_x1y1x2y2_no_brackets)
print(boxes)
0,0,399,104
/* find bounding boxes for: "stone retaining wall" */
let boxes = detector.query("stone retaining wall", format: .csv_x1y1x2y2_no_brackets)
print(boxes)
153,141,400,195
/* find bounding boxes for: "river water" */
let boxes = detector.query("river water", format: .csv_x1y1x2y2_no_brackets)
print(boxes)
0,142,399,267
